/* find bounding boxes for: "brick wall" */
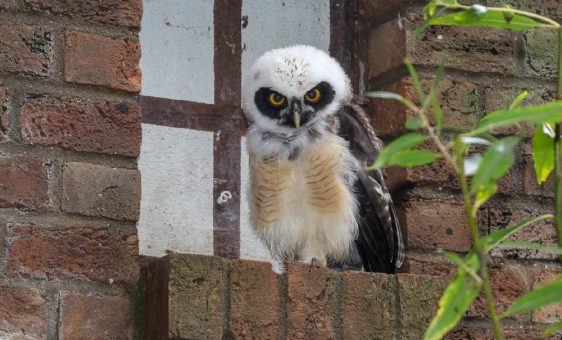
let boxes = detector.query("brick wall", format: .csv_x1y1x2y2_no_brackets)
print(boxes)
142,254,560,339
0,1,142,339
360,0,561,335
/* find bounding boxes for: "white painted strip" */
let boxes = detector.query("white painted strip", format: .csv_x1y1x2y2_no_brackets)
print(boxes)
241,0,331,81
140,0,215,104
239,137,273,261
138,124,214,257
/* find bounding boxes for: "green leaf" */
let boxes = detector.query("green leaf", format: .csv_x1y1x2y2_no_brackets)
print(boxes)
443,251,481,283
509,91,529,111
479,214,553,253
423,273,481,340
432,97,445,135
544,320,562,337
385,150,440,168
532,124,555,184
473,182,496,213
505,279,562,316
405,117,424,129
429,7,548,31
473,101,562,136
371,134,429,169
470,137,520,195
498,240,562,254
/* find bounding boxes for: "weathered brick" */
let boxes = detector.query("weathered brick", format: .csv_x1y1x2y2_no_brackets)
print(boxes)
0,86,8,140
525,28,558,79
59,292,132,340
21,0,142,28
368,12,524,79
487,201,556,260
403,257,456,278
371,77,482,138
167,254,228,340
64,31,141,92
341,271,396,340
467,265,527,318
0,156,49,210
358,0,424,23
229,260,280,339
398,199,473,252
0,286,46,339
398,274,445,339
0,21,54,76
7,224,138,283
446,323,493,340
0,0,21,9
62,162,140,221
531,265,562,323
287,261,336,339
20,95,141,157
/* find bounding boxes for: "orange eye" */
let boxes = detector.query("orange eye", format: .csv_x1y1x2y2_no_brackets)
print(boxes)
268,92,286,107
304,88,321,103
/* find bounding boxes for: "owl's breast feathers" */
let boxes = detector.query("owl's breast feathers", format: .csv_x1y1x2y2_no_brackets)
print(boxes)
249,135,358,262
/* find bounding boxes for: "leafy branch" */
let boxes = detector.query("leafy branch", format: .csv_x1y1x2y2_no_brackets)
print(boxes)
367,1,562,338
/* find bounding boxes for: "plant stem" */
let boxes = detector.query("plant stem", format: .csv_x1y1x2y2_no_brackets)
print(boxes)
439,4,560,28
554,28,562,263
458,164,504,340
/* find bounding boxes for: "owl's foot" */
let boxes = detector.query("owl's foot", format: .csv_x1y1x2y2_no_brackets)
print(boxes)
310,258,322,268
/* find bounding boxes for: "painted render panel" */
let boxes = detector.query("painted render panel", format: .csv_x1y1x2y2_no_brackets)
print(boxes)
138,124,214,257
140,0,215,103
241,0,331,82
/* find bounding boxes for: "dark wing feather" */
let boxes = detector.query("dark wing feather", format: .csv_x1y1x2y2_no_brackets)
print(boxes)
336,98,405,273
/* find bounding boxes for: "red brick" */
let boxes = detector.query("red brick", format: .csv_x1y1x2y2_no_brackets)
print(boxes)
59,292,132,340
367,12,524,79
64,31,141,92
20,95,141,157
0,156,48,210
62,162,140,221
531,265,562,323
467,265,527,318
22,0,142,28
487,201,556,260
341,271,396,339
398,274,446,339
0,21,54,76
398,199,473,252
484,86,552,137
446,324,561,340
0,286,46,339
7,224,138,283
287,261,336,339
371,77,481,138
229,260,280,339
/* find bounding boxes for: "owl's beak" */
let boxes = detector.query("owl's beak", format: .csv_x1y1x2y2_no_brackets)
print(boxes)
293,111,301,129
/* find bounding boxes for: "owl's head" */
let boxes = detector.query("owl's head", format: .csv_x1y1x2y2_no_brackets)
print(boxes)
242,45,351,135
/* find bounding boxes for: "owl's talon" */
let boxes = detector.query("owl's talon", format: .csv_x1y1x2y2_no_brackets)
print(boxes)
310,258,321,268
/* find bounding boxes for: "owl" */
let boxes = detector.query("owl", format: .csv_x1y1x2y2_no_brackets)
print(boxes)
242,45,404,273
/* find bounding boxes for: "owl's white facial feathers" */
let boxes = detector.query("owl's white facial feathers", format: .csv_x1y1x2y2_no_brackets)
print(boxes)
242,45,351,140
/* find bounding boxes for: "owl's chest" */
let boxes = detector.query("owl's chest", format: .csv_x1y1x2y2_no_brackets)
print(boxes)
250,137,354,228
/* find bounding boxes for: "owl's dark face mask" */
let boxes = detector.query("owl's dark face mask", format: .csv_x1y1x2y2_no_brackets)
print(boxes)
253,81,335,130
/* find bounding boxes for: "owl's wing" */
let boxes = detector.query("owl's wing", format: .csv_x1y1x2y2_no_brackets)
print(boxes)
336,98,405,273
